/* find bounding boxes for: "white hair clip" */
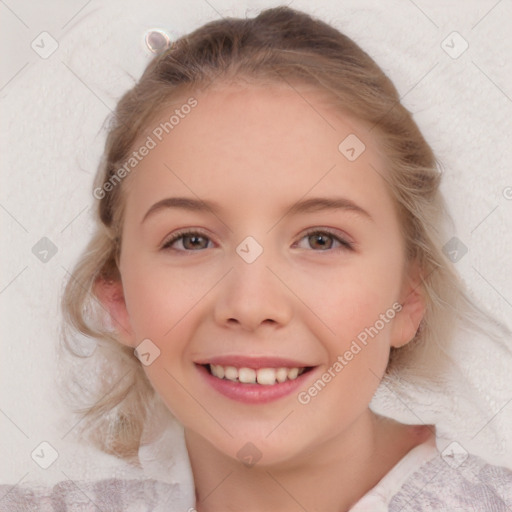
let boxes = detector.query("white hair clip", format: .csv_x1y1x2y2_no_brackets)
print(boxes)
144,29,172,54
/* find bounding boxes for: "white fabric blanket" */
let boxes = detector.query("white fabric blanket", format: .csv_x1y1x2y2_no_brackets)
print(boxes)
1,0,511,495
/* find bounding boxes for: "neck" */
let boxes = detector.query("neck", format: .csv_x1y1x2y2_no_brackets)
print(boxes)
185,410,430,512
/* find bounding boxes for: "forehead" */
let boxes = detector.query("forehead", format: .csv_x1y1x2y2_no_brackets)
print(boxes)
124,81,394,222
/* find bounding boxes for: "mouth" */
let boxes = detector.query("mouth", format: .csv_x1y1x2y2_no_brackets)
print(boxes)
195,360,317,404
202,363,314,385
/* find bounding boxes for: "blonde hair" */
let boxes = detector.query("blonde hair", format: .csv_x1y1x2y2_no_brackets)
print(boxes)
59,6,510,465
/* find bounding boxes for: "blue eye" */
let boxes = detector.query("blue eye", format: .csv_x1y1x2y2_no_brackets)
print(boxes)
161,228,353,252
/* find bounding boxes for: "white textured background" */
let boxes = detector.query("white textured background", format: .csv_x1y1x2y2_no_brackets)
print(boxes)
1,0,511,488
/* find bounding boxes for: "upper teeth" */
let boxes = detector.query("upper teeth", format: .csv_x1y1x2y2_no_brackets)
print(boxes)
209,365,305,385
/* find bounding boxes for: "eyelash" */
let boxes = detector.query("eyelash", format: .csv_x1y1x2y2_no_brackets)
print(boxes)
160,228,354,253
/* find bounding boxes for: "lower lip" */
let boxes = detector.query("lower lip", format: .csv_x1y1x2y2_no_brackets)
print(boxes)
196,364,315,404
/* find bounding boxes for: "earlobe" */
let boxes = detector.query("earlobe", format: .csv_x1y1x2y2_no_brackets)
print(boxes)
93,276,137,347
391,265,426,348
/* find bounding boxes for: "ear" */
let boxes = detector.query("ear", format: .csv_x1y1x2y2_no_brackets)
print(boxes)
391,260,426,348
93,277,137,348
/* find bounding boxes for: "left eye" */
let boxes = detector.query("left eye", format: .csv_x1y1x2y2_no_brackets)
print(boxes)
294,230,353,251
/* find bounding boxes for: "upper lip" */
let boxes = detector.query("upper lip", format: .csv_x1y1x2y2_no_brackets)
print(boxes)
194,355,314,369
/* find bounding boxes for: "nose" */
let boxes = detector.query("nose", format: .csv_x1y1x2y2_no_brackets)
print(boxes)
213,250,294,332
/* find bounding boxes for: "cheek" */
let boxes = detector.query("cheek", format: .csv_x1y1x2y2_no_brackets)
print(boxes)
290,254,402,343
327,285,398,342
120,256,207,339
298,276,399,415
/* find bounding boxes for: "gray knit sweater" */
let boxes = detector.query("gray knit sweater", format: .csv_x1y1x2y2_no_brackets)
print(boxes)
1,446,511,511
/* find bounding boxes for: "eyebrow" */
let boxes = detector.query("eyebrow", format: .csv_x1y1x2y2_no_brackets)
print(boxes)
141,196,373,224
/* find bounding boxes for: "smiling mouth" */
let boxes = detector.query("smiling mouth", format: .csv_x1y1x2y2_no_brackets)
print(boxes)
202,364,314,385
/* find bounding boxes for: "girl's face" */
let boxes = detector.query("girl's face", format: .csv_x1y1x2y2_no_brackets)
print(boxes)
108,82,424,466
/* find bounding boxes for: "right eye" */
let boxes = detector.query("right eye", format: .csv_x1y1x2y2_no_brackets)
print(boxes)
161,230,214,252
